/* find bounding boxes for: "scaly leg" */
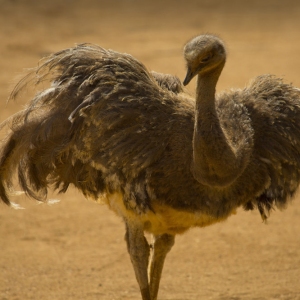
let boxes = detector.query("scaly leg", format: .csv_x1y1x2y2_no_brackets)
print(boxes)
124,221,151,300
148,234,175,300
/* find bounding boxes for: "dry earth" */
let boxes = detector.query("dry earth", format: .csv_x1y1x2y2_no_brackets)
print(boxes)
1,0,300,299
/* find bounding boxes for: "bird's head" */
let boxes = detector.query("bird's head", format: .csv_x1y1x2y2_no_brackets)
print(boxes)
183,34,226,86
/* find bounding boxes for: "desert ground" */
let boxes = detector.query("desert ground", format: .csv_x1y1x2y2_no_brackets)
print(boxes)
1,0,300,299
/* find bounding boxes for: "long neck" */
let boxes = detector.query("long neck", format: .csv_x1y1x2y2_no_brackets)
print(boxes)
192,64,250,187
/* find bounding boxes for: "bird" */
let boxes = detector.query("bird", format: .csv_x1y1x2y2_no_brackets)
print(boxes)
1,34,300,300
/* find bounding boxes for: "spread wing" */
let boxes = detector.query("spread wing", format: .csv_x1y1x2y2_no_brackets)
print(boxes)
0,44,192,212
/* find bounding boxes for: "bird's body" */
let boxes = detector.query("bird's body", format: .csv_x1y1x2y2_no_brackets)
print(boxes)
1,35,300,300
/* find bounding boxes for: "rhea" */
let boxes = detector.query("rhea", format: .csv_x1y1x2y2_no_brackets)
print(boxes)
1,34,300,300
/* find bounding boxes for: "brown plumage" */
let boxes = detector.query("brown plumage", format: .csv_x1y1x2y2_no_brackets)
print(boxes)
150,71,185,94
1,35,300,300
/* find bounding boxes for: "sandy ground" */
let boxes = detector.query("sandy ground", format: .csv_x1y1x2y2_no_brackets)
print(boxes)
1,0,300,299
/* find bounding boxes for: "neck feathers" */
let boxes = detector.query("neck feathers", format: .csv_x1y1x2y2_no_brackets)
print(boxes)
191,65,253,187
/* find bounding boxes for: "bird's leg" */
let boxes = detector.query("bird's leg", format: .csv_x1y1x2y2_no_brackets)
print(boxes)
124,221,151,300
148,234,175,300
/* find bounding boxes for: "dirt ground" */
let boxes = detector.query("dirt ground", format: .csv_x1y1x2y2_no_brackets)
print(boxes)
1,0,300,299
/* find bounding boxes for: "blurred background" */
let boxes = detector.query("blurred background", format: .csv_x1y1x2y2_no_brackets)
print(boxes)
1,0,300,299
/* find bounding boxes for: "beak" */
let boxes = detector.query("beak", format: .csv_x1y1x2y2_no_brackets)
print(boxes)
183,67,195,86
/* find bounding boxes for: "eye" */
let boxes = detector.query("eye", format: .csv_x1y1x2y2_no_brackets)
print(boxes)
201,55,212,63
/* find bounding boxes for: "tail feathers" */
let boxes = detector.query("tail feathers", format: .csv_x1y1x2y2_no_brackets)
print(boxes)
0,113,106,205
0,46,95,205
0,84,77,205
0,121,53,205
0,138,17,205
